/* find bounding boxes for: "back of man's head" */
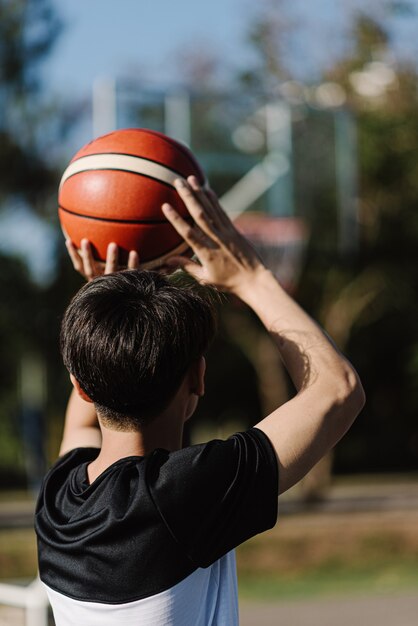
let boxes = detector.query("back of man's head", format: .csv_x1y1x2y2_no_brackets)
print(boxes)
61,270,216,429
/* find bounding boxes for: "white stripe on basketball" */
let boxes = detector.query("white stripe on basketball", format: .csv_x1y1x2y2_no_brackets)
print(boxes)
59,154,187,189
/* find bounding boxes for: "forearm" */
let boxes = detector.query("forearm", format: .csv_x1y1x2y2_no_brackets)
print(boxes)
234,267,357,394
235,268,365,493
59,388,101,456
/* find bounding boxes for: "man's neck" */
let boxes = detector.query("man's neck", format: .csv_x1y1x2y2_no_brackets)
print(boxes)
87,411,185,484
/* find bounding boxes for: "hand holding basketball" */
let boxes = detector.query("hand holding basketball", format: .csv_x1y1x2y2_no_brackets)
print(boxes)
58,129,205,269
66,239,140,281
162,177,265,294
59,127,262,288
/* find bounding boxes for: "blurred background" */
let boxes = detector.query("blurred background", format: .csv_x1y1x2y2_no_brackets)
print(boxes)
0,0,418,624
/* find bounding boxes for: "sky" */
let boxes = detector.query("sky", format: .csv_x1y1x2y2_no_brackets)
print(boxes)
40,0,418,157
42,0,418,101
42,0,250,97
2,0,418,283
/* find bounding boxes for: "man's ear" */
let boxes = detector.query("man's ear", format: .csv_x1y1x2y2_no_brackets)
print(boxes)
70,373,94,403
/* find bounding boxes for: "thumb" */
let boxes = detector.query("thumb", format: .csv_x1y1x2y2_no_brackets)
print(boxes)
166,256,205,281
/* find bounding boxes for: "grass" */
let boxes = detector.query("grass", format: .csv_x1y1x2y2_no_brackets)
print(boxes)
0,491,33,503
238,562,418,601
1,488,418,602
0,529,38,581
236,507,418,600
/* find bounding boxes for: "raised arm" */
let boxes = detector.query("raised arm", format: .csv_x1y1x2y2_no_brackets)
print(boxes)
162,177,365,494
59,388,102,456
234,268,364,493
59,240,140,456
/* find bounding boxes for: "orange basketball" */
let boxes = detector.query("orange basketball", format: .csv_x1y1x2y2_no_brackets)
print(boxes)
58,128,206,267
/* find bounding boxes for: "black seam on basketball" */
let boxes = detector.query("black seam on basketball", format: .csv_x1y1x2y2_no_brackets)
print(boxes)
58,205,193,225
92,128,203,175
143,131,203,173
62,167,179,190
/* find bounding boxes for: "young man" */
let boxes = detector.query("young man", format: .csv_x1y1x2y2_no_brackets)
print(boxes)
35,177,365,625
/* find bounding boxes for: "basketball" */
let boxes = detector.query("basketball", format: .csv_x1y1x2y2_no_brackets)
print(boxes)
58,128,206,267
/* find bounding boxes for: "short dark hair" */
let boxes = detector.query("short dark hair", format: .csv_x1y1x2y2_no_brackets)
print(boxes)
60,270,217,428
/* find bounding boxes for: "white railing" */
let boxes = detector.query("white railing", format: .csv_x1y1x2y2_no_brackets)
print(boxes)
0,577,49,626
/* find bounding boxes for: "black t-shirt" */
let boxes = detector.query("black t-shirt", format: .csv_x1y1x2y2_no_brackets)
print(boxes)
35,428,278,604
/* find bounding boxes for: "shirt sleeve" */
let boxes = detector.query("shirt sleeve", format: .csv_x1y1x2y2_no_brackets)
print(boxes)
146,428,278,568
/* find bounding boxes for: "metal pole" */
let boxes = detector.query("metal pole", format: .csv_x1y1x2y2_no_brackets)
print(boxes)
334,109,359,256
20,353,46,495
219,153,289,217
164,91,191,146
265,101,294,217
92,76,117,138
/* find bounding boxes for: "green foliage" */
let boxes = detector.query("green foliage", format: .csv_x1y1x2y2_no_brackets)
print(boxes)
238,0,292,90
0,0,67,480
240,4,418,471
0,254,36,478
0,0,61,93
324,15,418,471
238,564,418,600
0,0,62,211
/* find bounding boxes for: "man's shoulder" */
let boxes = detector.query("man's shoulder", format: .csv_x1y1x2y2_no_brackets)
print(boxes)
148,428,277,482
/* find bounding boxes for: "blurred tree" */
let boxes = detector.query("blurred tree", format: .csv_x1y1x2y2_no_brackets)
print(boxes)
173,43,222,92
0,0,77,484
238,0,293,91
232,2,418,483
0,253,36,483
318,12,418,474
169,17,294,443
0,0,63,212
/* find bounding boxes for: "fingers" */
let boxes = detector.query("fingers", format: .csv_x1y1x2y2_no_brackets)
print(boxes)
187,177,217,218
188,176,232,230
81,239,99,281
173,179,223,244
67,238,141,279
105,244,140,273
128,250,140,269
205,187,234,228
104,242,119,274
66,238,100,282
165,255,204,281
162,202,214,253
65,239,84,274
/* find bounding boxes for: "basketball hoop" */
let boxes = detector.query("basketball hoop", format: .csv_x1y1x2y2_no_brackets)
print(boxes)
233,213,309,293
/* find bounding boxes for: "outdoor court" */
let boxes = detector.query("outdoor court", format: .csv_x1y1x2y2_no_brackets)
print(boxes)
1,592,417,626
1,477,418,625
240,592,418,626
